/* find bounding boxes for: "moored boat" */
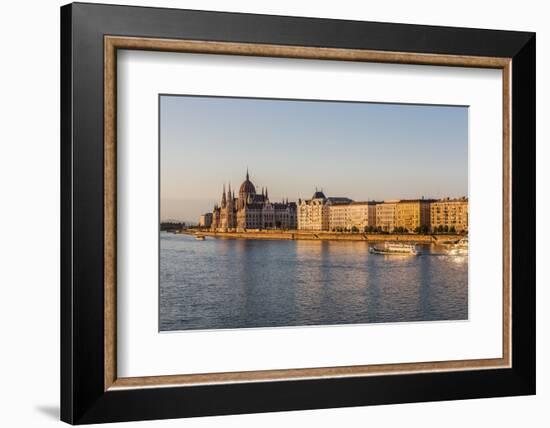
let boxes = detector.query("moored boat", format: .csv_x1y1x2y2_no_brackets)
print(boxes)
448,237,468,255
369,242,419,256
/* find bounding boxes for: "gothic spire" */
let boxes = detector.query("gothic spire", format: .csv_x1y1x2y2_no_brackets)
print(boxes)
246,167,249,181
221,184,226,207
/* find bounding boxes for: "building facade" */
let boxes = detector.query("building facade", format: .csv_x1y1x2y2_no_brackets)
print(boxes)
297,190,330,231
376,200,399,232
208,170,297,231
395,199,433,232
348,202,377,230
327,200,377,231
199,212,212,228
298,191,378,232
430,197,468,232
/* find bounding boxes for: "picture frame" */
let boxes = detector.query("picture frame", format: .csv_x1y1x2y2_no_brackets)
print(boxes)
61,2,535,424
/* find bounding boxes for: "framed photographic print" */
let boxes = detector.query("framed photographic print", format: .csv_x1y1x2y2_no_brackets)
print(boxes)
61,2,535,424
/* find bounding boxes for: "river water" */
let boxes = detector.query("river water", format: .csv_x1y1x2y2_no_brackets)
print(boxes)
159,232,468,331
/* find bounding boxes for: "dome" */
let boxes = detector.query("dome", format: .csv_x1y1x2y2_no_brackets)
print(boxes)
239,179,256,195
239,169,256,197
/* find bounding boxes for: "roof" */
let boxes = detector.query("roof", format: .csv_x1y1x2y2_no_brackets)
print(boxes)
252,194,266,203
350,200,378,206
398,198,436,204
325,197,352,205
245,203,264,210
432,197,468,203
272,203,296,210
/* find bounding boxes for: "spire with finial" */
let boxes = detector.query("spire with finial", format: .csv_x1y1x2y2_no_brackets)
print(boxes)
246,167,249,181
221,183,226,207
265,187,269,200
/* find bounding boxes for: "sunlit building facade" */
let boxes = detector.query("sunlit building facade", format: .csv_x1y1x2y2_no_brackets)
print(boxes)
395,199,433,232
376,200,399,232
430,197,468,232
327,201,377,231
297,190,332,231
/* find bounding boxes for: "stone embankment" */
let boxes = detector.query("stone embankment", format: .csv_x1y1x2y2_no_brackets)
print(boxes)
183,230,462,243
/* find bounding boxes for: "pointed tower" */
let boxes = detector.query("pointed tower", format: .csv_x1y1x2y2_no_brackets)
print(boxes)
221,184,226,208
265,187,269,201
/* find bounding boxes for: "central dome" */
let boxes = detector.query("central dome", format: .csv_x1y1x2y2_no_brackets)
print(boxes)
239,179,256,195
239,169,256,196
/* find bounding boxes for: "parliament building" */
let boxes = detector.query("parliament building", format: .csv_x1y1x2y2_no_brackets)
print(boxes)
209,170,297,231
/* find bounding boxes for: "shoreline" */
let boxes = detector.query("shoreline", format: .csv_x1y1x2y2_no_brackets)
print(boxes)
180,230,463,244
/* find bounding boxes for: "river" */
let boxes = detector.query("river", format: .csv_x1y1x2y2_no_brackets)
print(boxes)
159,232,468,331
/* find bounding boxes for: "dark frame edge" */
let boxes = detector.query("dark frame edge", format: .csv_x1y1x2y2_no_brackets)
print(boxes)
61,3,74,425
510,33,536,394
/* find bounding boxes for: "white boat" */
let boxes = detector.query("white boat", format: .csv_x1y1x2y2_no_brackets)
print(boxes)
194,234,205,241
369,242,419,256
448,237,468,255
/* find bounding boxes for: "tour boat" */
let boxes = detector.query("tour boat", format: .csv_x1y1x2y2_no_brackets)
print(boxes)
448,237,468,255
194,234,206,241
369,242,419,256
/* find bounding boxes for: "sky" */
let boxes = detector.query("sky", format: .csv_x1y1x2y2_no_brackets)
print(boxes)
160,95,468,223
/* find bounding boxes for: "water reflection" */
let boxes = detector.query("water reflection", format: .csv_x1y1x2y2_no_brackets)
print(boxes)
160,233,468,331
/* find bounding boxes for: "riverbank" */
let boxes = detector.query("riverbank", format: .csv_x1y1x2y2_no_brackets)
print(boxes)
181,230,463,243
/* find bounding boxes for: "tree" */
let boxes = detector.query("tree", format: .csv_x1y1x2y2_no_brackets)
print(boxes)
450,225,456,234
351,226,359,233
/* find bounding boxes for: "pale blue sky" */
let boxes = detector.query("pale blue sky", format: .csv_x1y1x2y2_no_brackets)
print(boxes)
160,95,468,223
